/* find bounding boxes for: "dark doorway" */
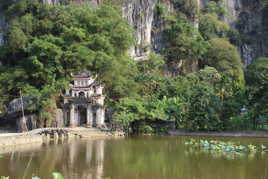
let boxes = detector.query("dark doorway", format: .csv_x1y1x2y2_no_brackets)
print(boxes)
78,106,87,125
66,111,70,126
93,111,97,127
79,91,85,98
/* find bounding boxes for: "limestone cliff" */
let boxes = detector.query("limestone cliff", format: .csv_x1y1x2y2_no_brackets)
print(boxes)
0,0,267,65
196,0,267,65
204,0,267,65
234,0,268,66
122,0,158,60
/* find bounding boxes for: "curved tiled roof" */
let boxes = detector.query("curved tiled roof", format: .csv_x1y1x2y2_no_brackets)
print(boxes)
71,71,91,78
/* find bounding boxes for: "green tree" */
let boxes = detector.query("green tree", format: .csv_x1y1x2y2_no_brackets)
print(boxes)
169,69,223,131
164,22,208,74
0,1,136,121
202,38,246,126
137,53,165,74
171,0,199,21
204,38,244,92
113,96,183,132
184,82,223,131
199,13,230,40
203,0,227,18
246,57,268,114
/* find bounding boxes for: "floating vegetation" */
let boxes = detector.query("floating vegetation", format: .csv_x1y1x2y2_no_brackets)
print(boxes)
1,172,64,179
184,139,267,159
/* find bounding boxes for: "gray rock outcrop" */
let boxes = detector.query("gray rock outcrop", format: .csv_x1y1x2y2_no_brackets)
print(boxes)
0,0,267,65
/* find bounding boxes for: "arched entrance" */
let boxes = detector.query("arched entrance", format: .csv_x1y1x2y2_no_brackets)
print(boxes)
92,111,97,127
79,91,85,98
78,106,87,126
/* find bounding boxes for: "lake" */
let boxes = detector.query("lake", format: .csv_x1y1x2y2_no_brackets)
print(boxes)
0,136,268,179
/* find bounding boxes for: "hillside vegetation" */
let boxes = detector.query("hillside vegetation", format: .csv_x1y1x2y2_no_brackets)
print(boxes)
0,0,267,133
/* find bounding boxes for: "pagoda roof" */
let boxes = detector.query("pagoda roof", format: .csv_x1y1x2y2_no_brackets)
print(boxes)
71,71,92,78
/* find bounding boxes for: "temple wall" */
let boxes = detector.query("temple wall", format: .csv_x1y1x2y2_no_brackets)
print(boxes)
96,107,105,127
87,105,93,127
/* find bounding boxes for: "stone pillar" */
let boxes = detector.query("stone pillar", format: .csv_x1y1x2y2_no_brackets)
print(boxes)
87,105,93,127
70,104,76,127
65,89,70,96
96,107,105,127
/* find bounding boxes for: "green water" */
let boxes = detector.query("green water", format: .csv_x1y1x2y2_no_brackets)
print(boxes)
1,136,268,179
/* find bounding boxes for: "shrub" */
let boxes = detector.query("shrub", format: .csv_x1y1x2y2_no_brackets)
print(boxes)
204,38,244,91
203,1,228,18
246,57,268,114
138,122,154,134
199,13,230,40
228,114,254,130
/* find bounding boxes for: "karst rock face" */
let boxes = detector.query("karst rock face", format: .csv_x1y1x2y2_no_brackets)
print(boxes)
0,0,267,65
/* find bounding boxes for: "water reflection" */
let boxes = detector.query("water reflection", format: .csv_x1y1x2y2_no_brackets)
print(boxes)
58,139,105,179
0,136,268,179
0,139,106,179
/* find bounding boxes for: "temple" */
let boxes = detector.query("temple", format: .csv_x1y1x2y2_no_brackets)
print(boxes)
62,72,105,128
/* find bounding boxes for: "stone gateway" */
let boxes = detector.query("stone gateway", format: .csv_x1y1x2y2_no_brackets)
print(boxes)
62,72,105,128
1,71,106,132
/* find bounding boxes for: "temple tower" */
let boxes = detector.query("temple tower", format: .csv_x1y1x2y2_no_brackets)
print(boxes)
62,72,105,128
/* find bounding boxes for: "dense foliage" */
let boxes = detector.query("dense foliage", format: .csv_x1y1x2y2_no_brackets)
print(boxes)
0,0,267,132
113,0,266,132
1,172,64,179
199,14,230,40
164,20,208,75
246,57,268,115
0,0,136,122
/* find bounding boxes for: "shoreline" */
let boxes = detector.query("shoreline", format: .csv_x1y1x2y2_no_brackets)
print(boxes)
0,127,124,149
168,130,268,138
1,128,268,150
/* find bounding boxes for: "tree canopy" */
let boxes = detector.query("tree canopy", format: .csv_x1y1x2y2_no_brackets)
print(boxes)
246,57,268,114
0,1,136,120
1,0,266,132
204,38,244,91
